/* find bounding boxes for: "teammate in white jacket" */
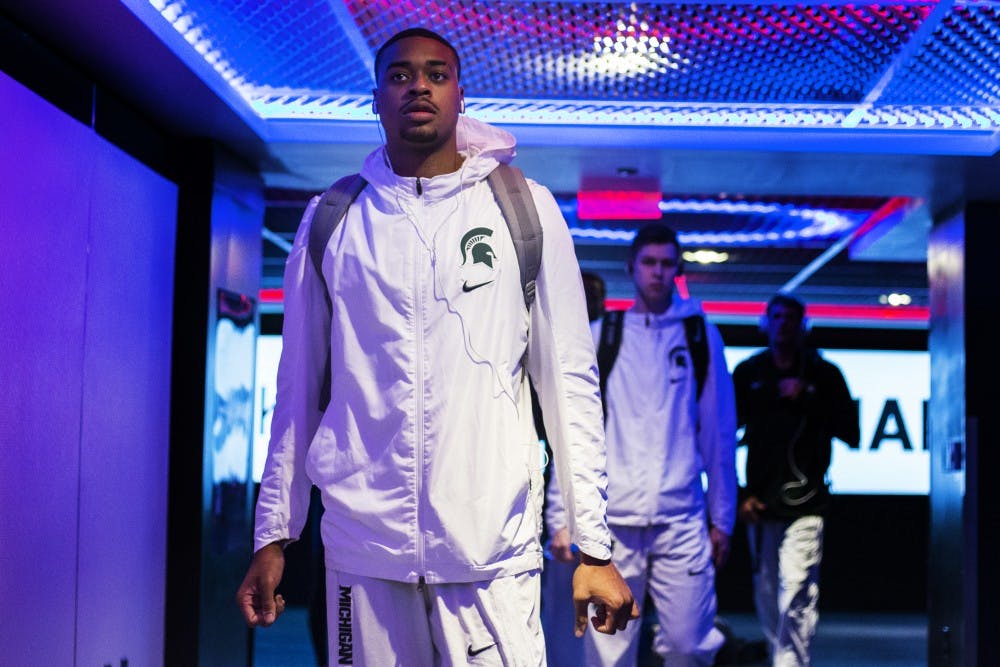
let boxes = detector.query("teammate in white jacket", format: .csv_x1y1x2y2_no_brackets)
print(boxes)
236,27,637,665
546,223,737,666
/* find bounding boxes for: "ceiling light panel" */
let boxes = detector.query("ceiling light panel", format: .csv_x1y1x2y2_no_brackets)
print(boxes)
560,194,879,246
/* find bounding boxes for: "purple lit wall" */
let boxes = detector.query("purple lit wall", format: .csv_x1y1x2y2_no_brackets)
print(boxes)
0,71,177,666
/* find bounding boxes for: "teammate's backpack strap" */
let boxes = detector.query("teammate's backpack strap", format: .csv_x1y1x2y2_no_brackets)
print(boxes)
594,310,709,416
596,309,626,416
683,314,709,400
487,163,542,308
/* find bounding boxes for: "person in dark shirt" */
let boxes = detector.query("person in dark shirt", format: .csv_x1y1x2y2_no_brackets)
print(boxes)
732,292,860,666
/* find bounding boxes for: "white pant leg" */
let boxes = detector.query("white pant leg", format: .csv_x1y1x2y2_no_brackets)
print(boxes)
326,569,434,666
428,570,545,667
326,568,545,667
584,525,649,667
774,516,823,667
648,517,725,667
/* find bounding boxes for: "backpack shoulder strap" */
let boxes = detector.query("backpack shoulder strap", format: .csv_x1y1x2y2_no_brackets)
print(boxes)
683,314,709,400
486,163,542,308
308,172,367,411
309,173,368,284
596,309,626,416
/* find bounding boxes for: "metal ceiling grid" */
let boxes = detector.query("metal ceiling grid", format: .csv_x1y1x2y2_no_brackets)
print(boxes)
880,4,1000,107
353,1,929,103
153,0,365,91
141,0,1000,143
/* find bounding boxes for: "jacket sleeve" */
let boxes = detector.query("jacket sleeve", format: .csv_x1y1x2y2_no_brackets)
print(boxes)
253,196,328,553
524,182,612,561
697,321,738,535
823,361,861,448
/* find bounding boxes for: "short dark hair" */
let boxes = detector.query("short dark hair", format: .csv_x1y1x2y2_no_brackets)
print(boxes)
581,270,605,288
628,222,680,262
766,292,806,320
374,28,461,81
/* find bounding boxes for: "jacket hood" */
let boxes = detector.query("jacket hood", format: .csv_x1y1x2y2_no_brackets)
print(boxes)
359,116,517,206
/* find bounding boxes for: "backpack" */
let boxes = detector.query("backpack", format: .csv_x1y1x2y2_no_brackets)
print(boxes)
596,309,709,414
307,163,543,409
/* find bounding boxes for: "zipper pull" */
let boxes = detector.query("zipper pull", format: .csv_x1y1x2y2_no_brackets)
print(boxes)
416,177,422,195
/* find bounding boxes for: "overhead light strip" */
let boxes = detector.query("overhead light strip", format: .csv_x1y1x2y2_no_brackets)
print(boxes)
249,93,1000,136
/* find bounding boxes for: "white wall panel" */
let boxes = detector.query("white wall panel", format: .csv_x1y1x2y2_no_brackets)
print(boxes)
75,134,177,666
0,69,177,667
0,70,92,667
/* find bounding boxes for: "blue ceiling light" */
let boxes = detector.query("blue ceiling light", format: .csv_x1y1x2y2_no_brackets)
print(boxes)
562,194,874,246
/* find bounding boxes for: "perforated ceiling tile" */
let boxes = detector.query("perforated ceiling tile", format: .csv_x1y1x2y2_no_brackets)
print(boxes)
345,1,929,103
144,0,1000,140
880,4,1000,107
154,0,367,90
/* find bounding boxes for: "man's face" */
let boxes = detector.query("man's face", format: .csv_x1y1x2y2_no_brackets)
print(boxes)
373,36,463,150
765,303,804,346
630,242,680,308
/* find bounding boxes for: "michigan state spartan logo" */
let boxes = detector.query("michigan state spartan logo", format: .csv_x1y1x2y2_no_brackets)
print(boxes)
460,227,498,292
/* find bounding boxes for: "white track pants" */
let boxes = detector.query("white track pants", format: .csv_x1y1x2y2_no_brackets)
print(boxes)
747,516,824,667
585,519,724,667
325,568,544,666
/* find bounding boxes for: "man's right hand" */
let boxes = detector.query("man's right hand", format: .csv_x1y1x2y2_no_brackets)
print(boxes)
235,541,288,627
738,495,766,523
571,554,639,637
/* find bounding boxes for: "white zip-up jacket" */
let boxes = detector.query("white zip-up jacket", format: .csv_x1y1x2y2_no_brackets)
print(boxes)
547,299,737,536
254,117,612,583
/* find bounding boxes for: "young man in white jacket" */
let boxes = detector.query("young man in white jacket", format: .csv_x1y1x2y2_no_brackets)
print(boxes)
236,27,637,665
546,223,737,666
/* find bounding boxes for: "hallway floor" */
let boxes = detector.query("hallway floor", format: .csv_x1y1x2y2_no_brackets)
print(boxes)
711,612,927,667
254,606,928,666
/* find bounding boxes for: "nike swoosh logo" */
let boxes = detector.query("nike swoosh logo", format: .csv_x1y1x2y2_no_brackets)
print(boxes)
467,643,496,657
462,280,494,292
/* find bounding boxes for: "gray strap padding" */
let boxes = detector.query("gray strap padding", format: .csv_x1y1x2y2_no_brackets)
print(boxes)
309,173,368,285
487,164,542,307
307,172,367,411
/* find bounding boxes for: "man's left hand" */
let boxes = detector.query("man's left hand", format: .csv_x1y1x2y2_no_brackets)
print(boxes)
571,554,640,637
709,526,730,568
